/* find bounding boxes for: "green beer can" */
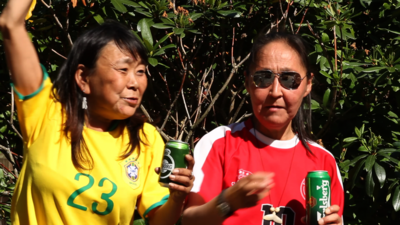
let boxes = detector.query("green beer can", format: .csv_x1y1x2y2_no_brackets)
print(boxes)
306,170,331,225
159,140,190,187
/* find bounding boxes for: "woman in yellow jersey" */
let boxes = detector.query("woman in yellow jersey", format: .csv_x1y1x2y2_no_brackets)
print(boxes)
0,0,194,224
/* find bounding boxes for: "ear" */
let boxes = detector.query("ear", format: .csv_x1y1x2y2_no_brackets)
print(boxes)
75,64,91,94
303,73,314,97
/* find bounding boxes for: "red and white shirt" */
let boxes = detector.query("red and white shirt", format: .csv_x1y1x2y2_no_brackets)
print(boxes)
192,119,344,225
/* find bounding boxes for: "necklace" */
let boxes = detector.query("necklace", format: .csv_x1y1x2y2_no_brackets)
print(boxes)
251,118,297,224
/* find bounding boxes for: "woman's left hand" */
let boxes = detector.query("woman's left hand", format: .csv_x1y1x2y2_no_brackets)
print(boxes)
318,205,342,225
301,205,342,225
168,154,195,202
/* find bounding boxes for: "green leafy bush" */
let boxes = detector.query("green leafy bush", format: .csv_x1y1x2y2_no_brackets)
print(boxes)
0,0,400,224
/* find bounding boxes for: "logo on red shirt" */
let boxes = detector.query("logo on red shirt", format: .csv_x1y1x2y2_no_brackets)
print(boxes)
300,178,306,200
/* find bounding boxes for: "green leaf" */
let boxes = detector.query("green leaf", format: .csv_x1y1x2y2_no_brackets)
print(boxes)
118,0,141,7
110,0,127,13
377,148,400,154
343,137,358,143
343,62,371,67
388,111,398,118
0,125,6,133
138,18,154,50
378,28,400,35
311,100,320,110
365,155,376,172
320,70,332,79
134,8,152,17
173,28,185,35
156,44,176,52
365,170,375,197
148,58,158,67
374,162,386,188
347,158,366,189
349,154,369,166
217,10,241,18
393,142,400,148
355,127,361,138
153,33,172,49
190,13,203,21
360,124,365,135
358,146,368,152
152,23,174,29
377,153,400,164
363,67,386,73
93,14,104,24
323,89,331,108
393,186,400,211
321,33,329,43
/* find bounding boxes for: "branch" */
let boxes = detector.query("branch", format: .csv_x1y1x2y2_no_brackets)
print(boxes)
140,105,171,141
52,49,67,59
229,92,249,124
160,66,187,131
10,91,23,140
40,0,73,47
236,113,253,123
296,8,309,34
181,89,192,127
184,53,251,142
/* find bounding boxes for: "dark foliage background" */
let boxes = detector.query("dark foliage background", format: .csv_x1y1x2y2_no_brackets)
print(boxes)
0,0,400,224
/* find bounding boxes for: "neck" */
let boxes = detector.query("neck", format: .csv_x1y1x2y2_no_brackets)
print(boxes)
253,118,295,140
84,112,112,132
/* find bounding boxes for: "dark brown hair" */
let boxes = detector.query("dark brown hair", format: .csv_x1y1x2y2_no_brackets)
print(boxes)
247,32,314,152
52,21,149,170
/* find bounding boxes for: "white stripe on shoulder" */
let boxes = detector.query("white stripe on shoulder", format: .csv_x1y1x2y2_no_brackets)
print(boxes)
308,142,344,190
191,122,246,192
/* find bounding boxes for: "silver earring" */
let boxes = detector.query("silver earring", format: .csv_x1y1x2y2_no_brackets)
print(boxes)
82,97,87,109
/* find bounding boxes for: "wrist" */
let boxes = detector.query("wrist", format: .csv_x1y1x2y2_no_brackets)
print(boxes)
216,189,235,218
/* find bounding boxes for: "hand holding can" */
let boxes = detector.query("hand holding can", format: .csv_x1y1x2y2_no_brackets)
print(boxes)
306,171,331,225
159,140,191,187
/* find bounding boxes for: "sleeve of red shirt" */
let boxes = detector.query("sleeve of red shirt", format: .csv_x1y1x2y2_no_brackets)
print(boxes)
324,152,344,217
191,127,228,202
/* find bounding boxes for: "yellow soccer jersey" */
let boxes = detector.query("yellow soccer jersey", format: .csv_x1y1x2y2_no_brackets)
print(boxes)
11,66,169,225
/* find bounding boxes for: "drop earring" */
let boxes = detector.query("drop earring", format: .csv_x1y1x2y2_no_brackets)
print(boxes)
82,96,87,109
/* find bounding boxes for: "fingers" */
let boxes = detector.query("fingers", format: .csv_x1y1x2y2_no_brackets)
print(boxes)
185,154,195,171
325,205,340,215
154,167,160,174
243,172,275,196
318,205,342,225
169,172,195,187
225,172,275,210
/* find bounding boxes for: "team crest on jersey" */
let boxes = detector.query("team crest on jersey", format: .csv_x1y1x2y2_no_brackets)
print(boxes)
121,157,140,189
238,169,252,180
231,169,253,186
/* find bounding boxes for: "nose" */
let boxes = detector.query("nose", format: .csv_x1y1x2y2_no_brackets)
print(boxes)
270,76,283,98
127,72,139,90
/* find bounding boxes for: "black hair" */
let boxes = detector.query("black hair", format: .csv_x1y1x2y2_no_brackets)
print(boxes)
247,32,314,153
52,21,149,170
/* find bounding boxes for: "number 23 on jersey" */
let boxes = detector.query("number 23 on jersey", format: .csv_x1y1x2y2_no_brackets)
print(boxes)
67,173,118,215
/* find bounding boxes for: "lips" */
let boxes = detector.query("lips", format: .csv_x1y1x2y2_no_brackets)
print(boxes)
122,97,139,105
266,105,284,109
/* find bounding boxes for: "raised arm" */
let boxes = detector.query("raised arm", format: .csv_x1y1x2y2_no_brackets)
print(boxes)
0,0,43,95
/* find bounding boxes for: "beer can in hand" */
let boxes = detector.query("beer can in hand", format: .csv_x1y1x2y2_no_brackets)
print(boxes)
159,140,190,188
306,170,331,225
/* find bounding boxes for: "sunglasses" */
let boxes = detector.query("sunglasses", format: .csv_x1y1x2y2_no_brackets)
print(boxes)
251,70,306,90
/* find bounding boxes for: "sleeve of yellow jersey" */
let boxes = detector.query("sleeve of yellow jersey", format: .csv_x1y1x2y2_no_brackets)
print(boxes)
11,64,53,147
138,124,170,221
